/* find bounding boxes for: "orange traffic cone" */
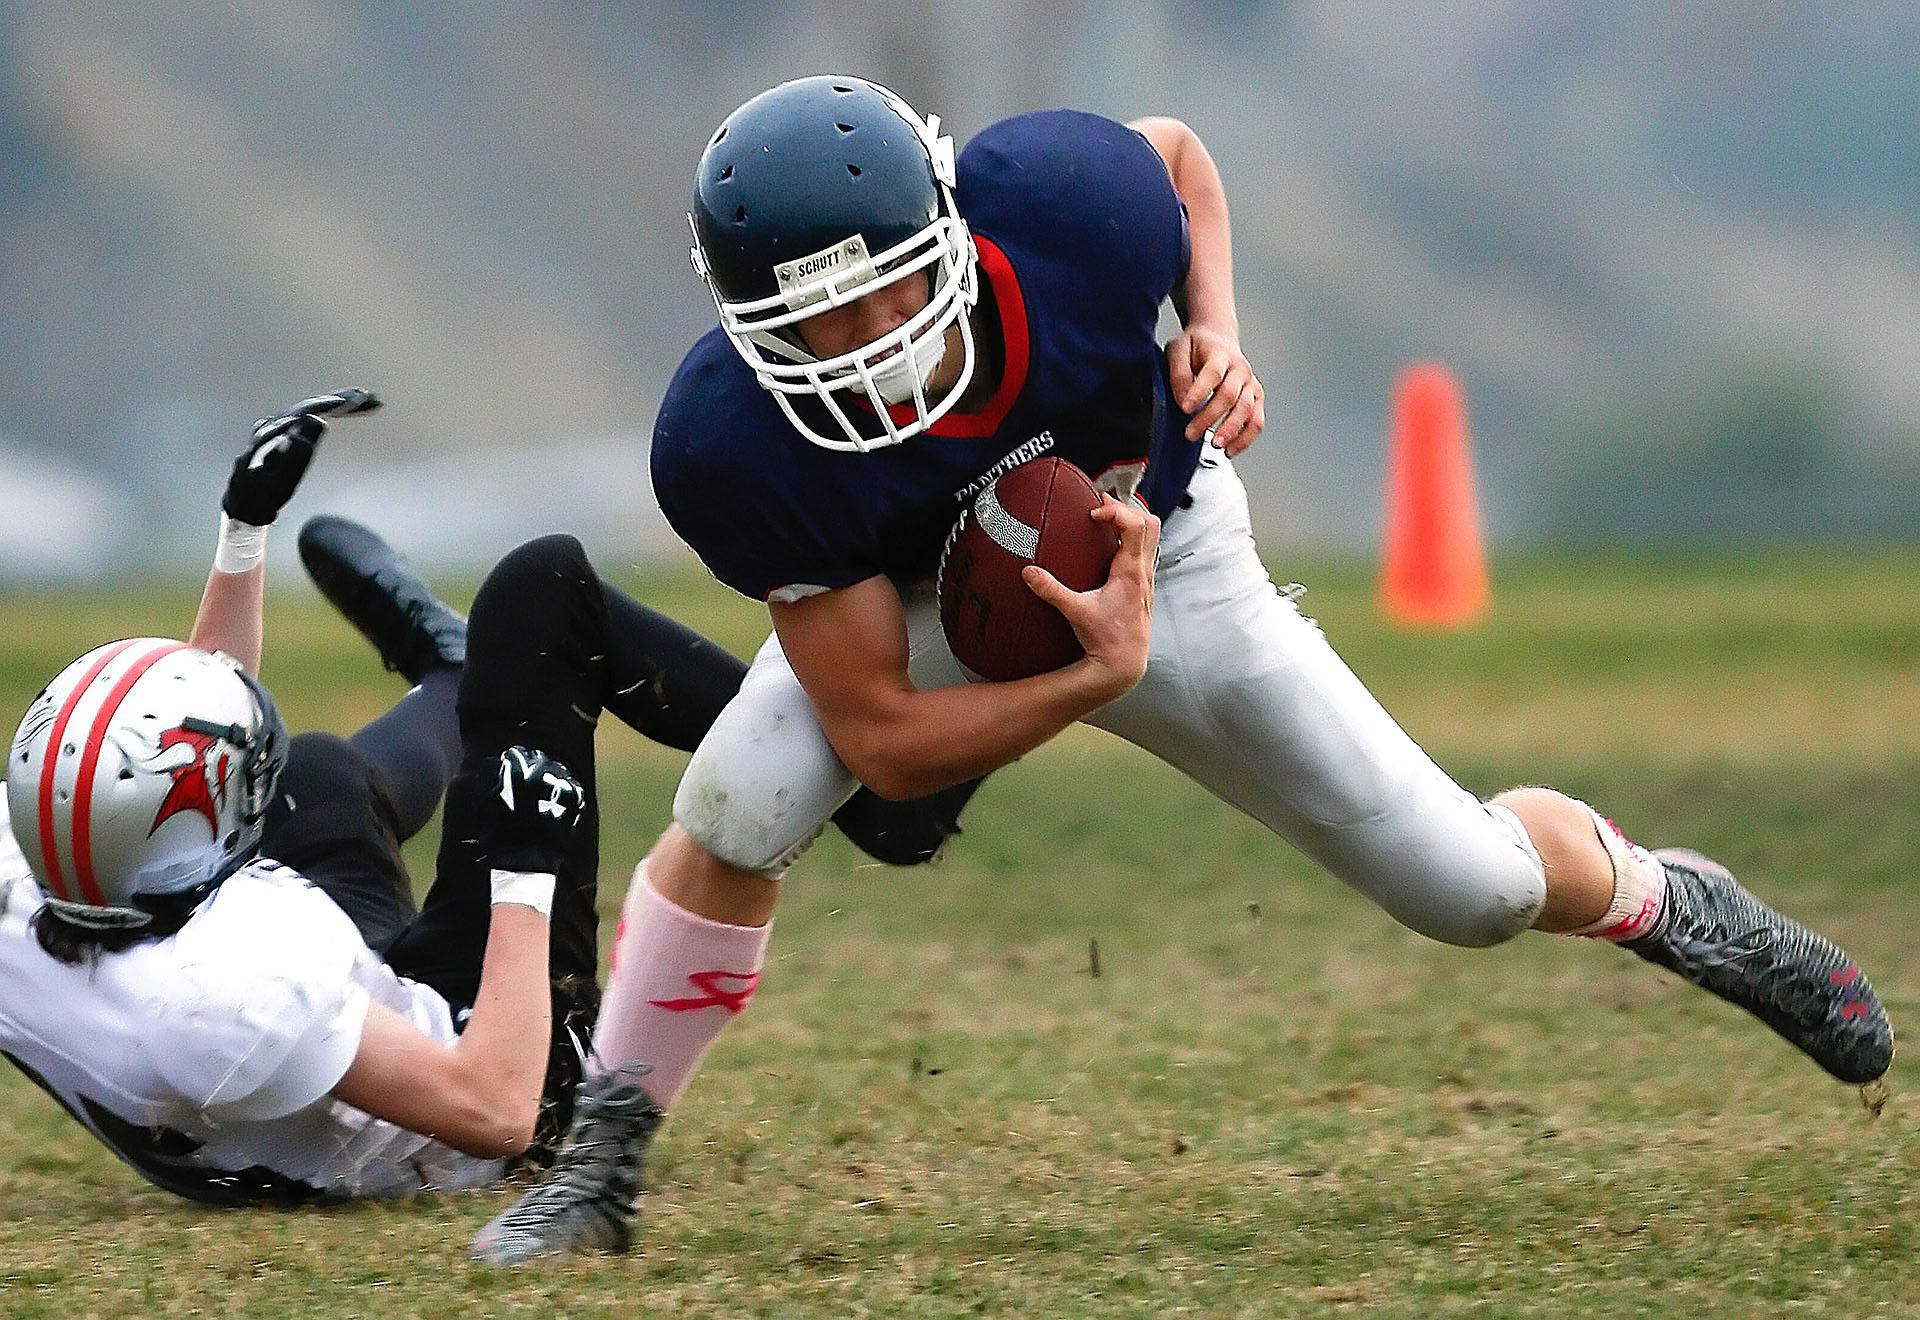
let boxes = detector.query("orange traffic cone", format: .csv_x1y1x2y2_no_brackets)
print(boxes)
1381,363,1489,627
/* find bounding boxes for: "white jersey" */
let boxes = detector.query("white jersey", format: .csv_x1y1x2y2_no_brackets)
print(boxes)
0,793,503,1202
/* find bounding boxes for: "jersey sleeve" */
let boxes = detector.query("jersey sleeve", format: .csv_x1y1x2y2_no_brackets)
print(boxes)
654,446,870,600
958,110,1191,316
151,869,372,1123
651,343,883,601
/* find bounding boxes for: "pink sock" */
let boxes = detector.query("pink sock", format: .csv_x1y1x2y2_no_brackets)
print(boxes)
1569,812,1667,941
591,861,772,1109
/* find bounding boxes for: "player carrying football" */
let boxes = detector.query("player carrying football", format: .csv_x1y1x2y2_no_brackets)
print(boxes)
474,77,1894,1262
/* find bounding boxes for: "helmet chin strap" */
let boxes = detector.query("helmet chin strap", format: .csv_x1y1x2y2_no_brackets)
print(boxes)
870,327,949,406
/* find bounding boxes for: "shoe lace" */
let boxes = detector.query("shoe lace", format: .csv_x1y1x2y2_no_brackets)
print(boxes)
1657,865,1779,972
1664,924,1775,971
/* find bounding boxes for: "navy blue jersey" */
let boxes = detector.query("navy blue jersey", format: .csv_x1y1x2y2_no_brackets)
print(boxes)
652,109,1199,602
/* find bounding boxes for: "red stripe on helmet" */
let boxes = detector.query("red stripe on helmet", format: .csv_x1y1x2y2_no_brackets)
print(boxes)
35,639,142,902
69,641,192,907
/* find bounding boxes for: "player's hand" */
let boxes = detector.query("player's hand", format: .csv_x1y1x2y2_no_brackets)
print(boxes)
487,746,587,876
1022,496,1159,698
222,388,381,526
1166,323,1264,455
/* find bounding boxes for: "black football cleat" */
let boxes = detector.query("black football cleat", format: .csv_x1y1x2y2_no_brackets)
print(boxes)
1626,848,1893,1084
470,1065,662,1266
298,515,467,682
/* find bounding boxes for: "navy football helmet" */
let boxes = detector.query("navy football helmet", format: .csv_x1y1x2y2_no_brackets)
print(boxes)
690,76,978,451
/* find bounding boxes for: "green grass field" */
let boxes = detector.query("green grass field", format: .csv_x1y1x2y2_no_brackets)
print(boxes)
2,548,1916,1317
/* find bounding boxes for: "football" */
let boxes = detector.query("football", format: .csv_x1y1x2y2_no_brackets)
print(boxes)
937,457,1119,681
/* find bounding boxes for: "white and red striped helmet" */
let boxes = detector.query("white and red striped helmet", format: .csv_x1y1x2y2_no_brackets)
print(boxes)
6,639,287,930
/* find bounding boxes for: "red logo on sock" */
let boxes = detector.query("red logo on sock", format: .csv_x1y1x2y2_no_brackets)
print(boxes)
648,969,761,1015
1590,892,1661,942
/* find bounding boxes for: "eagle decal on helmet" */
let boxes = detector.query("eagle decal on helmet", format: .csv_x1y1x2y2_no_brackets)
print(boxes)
7,639,289,925
148,725,230,838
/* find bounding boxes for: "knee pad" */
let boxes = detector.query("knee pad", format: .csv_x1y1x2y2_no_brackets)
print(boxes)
671,656,859,878
673,753,846,878
464,535,608,718
1472,802,1548,941
1398,803,1545,948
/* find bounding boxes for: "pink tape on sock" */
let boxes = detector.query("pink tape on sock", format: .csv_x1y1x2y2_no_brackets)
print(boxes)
590,861,772,1109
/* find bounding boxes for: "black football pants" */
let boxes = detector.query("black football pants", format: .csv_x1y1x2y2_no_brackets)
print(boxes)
261,535,618,1149
259,533,984,1149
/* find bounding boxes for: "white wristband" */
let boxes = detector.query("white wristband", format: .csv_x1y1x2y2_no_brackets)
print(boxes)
489,869,557,917
213,515,270,574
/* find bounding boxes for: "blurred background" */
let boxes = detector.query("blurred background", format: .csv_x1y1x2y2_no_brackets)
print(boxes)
1,0,1915,582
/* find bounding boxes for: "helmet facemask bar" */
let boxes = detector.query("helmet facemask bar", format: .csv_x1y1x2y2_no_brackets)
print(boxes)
230,666,288,832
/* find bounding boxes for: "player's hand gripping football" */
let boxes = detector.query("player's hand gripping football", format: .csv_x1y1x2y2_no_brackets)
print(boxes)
1167,323,1264,455
487,746,588,876
222,388,382,526
1022,496,1160,698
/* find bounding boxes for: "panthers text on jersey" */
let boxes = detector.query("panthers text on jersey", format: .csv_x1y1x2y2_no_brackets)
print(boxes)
652,109,1199,603
0,793,500,1204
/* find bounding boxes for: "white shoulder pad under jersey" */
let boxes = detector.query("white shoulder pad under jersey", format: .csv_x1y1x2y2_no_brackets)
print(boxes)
146,858,370,1120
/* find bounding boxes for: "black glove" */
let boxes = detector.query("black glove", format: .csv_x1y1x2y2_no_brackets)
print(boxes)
222,388,381,525
487,746,587,875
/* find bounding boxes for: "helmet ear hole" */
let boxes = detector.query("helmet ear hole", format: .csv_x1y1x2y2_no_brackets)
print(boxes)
223,832,240,850
836,122,854,134
847,164,862,178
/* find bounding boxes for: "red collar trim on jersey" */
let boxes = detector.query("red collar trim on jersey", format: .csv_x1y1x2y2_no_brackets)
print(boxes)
886,234,1029,439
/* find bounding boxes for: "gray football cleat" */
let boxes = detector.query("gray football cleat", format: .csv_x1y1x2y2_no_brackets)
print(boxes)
298,515,467,682
469,1066,663,1266
1625,848,1893,1084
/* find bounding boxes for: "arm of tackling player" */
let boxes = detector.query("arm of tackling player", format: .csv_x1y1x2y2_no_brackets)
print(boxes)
331,747,583,1160
331,903,552,1159
772,499,1159,801
187,389,381,673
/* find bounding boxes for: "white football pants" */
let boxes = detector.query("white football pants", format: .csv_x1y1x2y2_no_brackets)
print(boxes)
674,455,1546,947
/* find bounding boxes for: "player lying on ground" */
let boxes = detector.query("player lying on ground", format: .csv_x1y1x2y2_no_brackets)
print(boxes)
0,391,973,1202
475,76,1896,1263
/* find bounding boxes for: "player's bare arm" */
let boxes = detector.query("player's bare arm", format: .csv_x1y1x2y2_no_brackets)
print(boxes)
333,908,550,1159
187,390,382,673
1129,116,1265,454
334,747,584,1159
770,495,1157,801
